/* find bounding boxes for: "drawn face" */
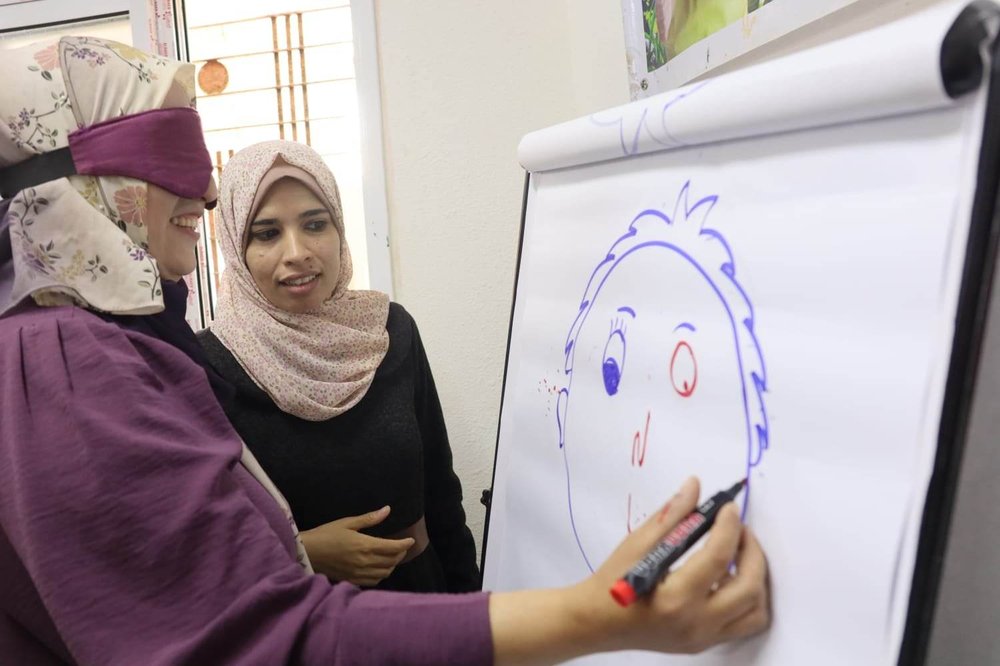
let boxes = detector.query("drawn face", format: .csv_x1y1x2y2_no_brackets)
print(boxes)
559,238,752,570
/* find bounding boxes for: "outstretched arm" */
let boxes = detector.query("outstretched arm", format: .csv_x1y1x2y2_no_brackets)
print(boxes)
0,314,492,665
0,313,767,666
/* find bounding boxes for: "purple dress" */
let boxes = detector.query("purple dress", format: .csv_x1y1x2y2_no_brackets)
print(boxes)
0,302,492,665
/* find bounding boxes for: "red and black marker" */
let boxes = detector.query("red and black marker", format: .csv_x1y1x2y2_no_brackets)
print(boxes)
610,478,747,607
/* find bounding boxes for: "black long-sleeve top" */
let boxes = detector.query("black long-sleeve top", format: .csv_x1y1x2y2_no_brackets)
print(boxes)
197,302,480,593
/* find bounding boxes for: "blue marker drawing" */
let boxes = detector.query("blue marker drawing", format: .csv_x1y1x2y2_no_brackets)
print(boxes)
602,308,636,396
554,182,769,572
590,81,710,157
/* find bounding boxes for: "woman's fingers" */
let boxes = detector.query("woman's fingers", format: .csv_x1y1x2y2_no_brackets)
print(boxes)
706,527,769,624
351,535,414,574
671,503,743,593
573,477,773,657
368,536,415,557
718,601,771,641
389,545,412,567
351,563,401,587
626,477,700,560
334,505,391,530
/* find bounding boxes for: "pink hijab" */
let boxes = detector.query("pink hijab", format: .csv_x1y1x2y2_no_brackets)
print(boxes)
211,141,389,421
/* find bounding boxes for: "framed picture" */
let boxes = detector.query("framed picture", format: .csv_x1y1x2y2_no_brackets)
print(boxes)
623,0,861,97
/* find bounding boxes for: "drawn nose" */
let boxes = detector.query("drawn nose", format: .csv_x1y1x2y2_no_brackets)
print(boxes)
631,409,651,467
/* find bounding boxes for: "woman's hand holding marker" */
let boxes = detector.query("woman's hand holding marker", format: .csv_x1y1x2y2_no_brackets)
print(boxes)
489,477,770,665
612,478,748,606
589,476,770,653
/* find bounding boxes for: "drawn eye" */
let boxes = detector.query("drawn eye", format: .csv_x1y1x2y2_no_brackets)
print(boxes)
602,323,627,396
670,341,697,397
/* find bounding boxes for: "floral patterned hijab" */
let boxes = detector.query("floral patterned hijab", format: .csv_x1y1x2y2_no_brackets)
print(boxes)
211,141,390,422
0,36,196,314
0,40,315,574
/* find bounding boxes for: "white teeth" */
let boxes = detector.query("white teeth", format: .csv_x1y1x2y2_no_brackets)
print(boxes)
284,275,317,286
170,216,200,229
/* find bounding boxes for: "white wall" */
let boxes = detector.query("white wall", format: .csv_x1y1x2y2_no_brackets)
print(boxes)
374,0,954,562
374,0,628,557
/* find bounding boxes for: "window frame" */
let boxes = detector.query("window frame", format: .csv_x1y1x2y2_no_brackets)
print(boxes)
169,0,395,298
0,1,141,41
348,0,393,296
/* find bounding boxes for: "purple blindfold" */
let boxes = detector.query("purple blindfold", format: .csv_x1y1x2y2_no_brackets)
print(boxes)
0,107,214,206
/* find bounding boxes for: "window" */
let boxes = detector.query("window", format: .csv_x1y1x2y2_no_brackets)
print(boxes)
176,0,391,327
2,0,390,329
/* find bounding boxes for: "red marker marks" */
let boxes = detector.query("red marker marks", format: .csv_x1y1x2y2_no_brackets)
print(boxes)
670,341,698,397
537,378,560,395
657,501,672,524
631,410,651,467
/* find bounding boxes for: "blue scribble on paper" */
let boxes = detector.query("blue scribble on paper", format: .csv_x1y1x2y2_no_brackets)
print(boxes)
590,81,710,157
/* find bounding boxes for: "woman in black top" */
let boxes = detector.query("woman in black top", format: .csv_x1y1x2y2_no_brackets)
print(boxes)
198,140,479,592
